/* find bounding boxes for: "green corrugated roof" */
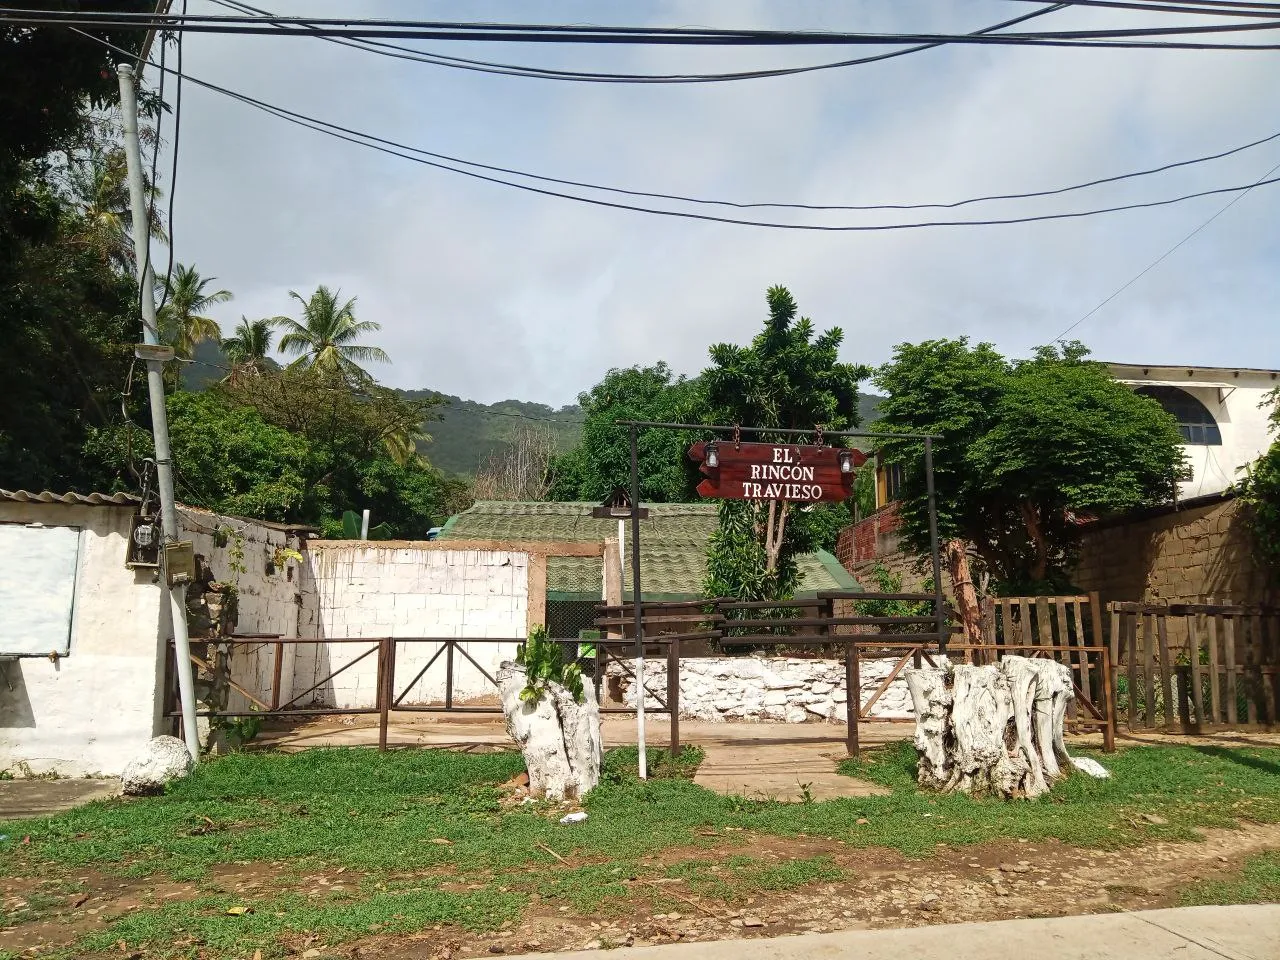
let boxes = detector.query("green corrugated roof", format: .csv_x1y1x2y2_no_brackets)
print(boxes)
437,501,857,600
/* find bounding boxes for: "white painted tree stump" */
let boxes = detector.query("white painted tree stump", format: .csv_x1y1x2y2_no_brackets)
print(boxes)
497,661,603,802
904,656,1076,799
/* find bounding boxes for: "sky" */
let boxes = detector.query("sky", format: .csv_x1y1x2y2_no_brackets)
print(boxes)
161,0,1280,406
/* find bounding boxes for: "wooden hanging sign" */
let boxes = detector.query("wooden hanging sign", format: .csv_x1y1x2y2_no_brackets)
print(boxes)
687,441,864,503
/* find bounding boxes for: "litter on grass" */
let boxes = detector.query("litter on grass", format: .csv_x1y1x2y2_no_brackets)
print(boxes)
559,811,588,825
1070,756,1111,779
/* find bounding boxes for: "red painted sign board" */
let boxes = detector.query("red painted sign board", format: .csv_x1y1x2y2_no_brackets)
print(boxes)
688,441,865,503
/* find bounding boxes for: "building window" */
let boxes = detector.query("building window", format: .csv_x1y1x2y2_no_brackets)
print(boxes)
1135,385,1222,445
885,462,904,502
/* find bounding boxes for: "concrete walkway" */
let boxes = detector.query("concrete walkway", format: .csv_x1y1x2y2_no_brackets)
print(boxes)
486,905,1280,960
0,778,119,820
692,729,890,800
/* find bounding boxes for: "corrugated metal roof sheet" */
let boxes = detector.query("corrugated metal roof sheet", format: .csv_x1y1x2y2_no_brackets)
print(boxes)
439,500,857,599
0,488,141,506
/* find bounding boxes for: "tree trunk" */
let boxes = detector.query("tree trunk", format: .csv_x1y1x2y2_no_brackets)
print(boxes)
497,662,602,802
1019,501,1049,583
945,538,984,646
905,656,1075,799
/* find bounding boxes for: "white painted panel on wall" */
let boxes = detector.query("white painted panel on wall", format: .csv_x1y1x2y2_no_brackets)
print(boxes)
0,524,80,656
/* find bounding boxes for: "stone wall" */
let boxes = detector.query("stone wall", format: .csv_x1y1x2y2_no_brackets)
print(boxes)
606,655,925,722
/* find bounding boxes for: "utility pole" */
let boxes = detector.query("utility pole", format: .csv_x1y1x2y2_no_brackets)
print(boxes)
117,62,201,762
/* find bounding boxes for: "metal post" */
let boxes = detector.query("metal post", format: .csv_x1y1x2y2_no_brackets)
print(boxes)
117,63,200,763
924,436,947,655
630,425,647,779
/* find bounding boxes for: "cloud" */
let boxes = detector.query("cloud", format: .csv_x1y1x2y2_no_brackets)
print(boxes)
168,0,1280,404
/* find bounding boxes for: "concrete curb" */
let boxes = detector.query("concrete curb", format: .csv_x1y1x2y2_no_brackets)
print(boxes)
478,905,1280,960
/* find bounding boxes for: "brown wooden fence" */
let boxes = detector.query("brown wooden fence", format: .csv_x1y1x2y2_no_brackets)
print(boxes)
978,593,1110,732
1109,601,1280,731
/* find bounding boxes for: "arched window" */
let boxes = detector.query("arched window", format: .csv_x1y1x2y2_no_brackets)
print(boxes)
1135,386,1222,445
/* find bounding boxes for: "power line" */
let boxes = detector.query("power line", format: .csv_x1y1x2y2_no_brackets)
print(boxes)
160,60,1280,232
1049,156,1280,343
74,29,1280,232
156,2,185,317
145,5,1280,213
1007,0,1280,15
15,8,1280,48
206,0,1067,85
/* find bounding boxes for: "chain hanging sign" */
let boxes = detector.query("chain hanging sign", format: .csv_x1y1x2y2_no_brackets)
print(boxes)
688,440,866,503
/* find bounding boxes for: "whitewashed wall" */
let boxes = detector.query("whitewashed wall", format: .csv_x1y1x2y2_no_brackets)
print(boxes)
290,544,529,709
0,503,164,777
607,654,932,722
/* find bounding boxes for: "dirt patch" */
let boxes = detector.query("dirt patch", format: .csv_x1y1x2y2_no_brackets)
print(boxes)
8,825,1279,958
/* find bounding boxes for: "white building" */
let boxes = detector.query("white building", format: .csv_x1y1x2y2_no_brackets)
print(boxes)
1105,363,1279,500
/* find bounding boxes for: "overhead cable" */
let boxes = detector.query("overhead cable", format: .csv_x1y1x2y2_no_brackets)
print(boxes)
16,8,1280,49
74,29,1280,233
204,0,1066,85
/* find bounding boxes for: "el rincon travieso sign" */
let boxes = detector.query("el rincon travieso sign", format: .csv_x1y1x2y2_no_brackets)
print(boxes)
687,441,867,504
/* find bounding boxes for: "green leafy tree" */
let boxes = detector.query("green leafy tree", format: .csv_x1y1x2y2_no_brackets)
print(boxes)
702,285,870,602
221,316,278,379
158,263,231,366
275,285,389,381
874,339,1187,592
549,362,706,503
221,367,450,532
1237,388,1280,582
0,4,151,492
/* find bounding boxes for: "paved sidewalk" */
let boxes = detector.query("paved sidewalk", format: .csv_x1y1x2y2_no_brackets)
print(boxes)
483,905,1280,960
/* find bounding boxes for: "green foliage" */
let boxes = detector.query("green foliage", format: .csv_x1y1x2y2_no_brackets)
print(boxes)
156,263,231,367
549,362,706,503
704,286,870,433
515,626,595,704
702,286,869,604
1181,850,1280,906
1236,388,1280,579
2,741,1278,960
853,562,934,628
396,389,583,478
274,285,390,381
873,339,1187,592
705,499,804,602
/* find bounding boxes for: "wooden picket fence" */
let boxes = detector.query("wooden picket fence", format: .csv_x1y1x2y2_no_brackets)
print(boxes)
978,594,1109,725
1109,601,1280,730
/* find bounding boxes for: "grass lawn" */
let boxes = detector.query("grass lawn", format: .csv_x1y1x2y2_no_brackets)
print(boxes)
1,741,1277,959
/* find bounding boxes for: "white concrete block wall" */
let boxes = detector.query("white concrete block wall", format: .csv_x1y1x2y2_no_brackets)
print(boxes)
606,655,938,723
293,545,529,709
0,503,165,777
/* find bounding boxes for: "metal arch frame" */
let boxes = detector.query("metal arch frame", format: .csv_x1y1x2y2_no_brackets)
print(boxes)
616,419,948,774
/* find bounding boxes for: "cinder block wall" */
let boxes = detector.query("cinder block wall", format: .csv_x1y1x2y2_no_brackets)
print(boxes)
1072,494,1274,611
292,544,530,708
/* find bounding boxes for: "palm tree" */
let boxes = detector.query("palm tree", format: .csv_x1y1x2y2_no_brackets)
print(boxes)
68,147,167,272
158,263,232,362
275,285,389,381
221,316,277,379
